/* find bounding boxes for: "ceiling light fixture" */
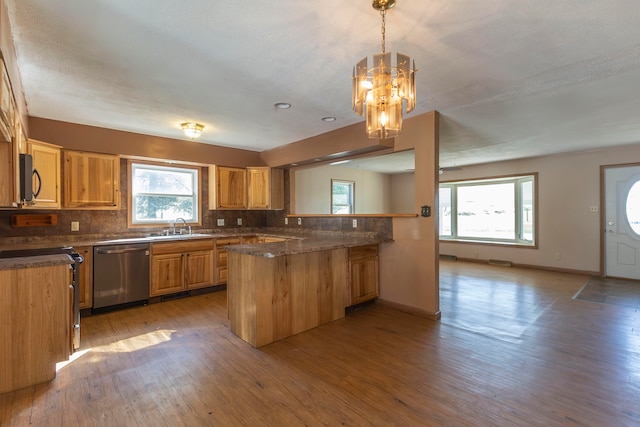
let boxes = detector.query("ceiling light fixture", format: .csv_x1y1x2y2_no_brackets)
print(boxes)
321,116,336,122
352,0,416,139
181,122,204,139
274,102,292,109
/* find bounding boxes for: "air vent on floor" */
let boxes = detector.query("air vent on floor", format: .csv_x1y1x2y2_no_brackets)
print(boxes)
488,259,512,267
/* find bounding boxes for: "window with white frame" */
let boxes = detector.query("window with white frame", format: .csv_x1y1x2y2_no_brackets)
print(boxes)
439,174,535,245
331,179,355,214
130,161,199,225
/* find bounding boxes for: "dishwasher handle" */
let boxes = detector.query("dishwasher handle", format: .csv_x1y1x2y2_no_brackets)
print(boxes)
95,246,150,255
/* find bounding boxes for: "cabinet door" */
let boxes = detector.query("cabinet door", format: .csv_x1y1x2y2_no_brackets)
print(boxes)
247,167,284,210
247,167,269,208
185,250,214,290
209,165,246,209
214,238,240,284
150,253,184,296
75,246,93,309
63,151,120,209
28,140,61,208
348,245,379,306
0,138,14,207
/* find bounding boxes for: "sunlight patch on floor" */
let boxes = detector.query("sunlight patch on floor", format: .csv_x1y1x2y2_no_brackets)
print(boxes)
56,348,91,372
93,329,176,353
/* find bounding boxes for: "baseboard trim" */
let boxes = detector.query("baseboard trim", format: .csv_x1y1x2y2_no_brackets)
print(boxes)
376,298,441,320
452,257,599,276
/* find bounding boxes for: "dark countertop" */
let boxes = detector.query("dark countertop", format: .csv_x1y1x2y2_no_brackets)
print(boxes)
0,228,391,259
0,254,76,271
225,236,386,258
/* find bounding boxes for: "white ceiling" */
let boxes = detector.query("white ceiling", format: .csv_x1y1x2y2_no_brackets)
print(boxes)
6,0,640,168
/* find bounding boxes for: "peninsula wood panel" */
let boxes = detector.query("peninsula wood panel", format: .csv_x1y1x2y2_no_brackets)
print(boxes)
63,150,120,209
228,248,347,347
0,264,70,395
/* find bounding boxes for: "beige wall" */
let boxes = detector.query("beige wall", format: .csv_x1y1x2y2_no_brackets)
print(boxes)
293,165,394,214
390,173,415,214
439,143,640,274
379,112,440,319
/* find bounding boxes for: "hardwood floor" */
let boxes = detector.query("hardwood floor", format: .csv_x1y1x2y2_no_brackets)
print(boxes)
1,260,639,426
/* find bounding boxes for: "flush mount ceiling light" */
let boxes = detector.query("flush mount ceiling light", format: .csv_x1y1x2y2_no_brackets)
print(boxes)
352,0,416,139
274,102,292,109
321,116,336,122
181,122,204,139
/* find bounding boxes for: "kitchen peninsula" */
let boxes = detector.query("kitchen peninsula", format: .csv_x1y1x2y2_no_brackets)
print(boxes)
0,254,75,394
226,236,384,347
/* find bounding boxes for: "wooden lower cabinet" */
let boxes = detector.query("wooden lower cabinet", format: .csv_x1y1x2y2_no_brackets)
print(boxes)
150,239,214,297
215,237,241,285
0,262,72,394
75,246,93,309
185,250,214,289
348,244,379,306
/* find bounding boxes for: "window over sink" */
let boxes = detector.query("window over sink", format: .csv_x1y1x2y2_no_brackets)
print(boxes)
129,161,200,226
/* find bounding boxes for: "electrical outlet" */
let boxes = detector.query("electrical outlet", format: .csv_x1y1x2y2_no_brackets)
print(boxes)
71,221,80,232
297,218,302,225
352,219,357,228
237,218,242,226
217,219,224,226
285,217,289,225
554,252,561,260
590,206,599,213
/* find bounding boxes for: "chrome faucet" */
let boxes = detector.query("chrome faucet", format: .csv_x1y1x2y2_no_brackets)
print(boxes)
173,217,188,234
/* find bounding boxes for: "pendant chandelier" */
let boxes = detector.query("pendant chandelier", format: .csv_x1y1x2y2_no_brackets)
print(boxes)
352,0,416,139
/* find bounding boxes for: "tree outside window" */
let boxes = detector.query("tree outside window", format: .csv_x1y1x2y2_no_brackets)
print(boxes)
332,180,354,214
130,162,199,225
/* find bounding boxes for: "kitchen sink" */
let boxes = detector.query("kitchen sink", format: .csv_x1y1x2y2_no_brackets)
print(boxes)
98,233,213,244
147,233,212,240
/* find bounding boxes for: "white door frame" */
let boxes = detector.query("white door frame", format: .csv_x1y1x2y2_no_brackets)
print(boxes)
600,162,640,279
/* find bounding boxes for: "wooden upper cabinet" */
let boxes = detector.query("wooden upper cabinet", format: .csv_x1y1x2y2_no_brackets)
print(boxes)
209,165,247,209
27,139,61,209
247,167,284,210
0,138,14,208
63,150,120,209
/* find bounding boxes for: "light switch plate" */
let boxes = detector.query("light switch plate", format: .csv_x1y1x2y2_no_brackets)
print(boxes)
297,218,302,225
217,219,224,226
237,218,242,226
71,221,80,232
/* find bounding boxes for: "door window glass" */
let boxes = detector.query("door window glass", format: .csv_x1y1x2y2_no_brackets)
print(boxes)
626,180,640,235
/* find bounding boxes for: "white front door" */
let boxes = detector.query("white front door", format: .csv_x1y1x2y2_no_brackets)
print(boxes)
604,164,640,279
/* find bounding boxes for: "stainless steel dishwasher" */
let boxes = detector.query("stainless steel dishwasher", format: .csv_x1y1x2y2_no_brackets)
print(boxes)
93,243,150,312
